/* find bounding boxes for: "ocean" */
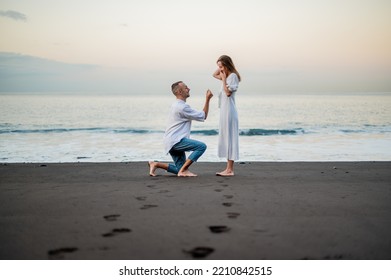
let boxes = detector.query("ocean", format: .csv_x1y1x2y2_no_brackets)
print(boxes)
0,92,390,162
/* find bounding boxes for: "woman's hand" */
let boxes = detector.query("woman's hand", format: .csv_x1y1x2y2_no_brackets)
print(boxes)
213,68,222,80
220,70,227,82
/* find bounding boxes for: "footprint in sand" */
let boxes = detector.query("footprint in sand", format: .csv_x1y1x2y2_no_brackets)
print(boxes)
102,228,132,237
135,196,147,201
254,229,268,233
103,214,121,221
184,247,215,259
218,181,229,187
140,204,158,210
48,247,78,259
224,195,234,199
208,225,231,233
222,202,233,207
158,190,170,193
227,212,240,219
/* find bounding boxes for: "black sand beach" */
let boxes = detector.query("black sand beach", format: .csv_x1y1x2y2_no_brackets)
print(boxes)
0,162,390,260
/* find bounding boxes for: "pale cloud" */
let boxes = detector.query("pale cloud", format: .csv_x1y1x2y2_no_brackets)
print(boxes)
0,10,27,22
1,1,390,93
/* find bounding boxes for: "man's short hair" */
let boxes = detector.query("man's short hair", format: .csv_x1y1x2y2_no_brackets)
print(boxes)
171,81,182,95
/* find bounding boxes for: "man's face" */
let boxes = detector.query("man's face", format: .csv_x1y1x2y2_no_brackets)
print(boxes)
179,83,190,98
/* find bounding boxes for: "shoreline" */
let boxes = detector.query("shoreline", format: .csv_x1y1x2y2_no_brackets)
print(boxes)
2,160,391,164
1,161,390,259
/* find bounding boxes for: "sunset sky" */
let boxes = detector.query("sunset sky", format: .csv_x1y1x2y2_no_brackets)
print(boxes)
1,0,390,93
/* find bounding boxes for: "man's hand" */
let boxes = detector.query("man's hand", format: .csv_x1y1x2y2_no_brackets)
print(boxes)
206,89,213,100
203,89,213,119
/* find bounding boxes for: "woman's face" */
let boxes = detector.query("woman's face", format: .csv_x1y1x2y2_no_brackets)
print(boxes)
217,61,226,74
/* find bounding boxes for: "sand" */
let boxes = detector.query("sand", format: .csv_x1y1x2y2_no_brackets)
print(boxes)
0,161,390,260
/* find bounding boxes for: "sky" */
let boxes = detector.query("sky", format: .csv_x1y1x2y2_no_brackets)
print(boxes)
1,0,391,94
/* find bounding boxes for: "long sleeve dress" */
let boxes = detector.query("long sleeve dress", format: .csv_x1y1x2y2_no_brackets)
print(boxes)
218,73,239,161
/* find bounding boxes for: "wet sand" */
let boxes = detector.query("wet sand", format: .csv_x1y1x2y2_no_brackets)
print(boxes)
0,162,390,260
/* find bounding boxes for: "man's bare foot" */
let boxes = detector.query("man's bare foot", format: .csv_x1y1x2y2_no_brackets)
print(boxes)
178,170,197,177
148,161,157,176
216,170,234,176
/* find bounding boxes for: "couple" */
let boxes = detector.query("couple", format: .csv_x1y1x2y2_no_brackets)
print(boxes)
148,55,241,177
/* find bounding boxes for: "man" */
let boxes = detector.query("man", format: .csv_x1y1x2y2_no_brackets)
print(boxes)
148,81,213,177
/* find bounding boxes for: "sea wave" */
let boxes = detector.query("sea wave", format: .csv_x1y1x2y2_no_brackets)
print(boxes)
3,126,389,136
192,128,303,136
239,128,303,136
191,129,219,136
0,127,162,134
0,126,304,136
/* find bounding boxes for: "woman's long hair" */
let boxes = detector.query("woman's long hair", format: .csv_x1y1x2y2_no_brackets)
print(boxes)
217,55,241,82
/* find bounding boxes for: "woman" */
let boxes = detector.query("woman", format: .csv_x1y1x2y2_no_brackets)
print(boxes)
213,55,241,176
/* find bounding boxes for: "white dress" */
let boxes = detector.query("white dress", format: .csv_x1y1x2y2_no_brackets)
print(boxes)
218,73,239,160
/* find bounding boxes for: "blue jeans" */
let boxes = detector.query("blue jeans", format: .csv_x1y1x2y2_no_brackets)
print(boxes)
167,138,207,174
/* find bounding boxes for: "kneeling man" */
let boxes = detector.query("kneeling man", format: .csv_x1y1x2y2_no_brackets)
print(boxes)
149,81,213,177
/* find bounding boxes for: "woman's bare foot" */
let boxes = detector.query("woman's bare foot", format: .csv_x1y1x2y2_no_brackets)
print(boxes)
178,170,197,177
216,170,234,176
148,161,157,176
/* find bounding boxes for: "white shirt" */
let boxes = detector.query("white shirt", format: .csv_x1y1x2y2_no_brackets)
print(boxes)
164,99,205,154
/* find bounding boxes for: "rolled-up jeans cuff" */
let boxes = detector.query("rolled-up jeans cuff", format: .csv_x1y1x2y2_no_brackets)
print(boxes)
167,163,178,174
